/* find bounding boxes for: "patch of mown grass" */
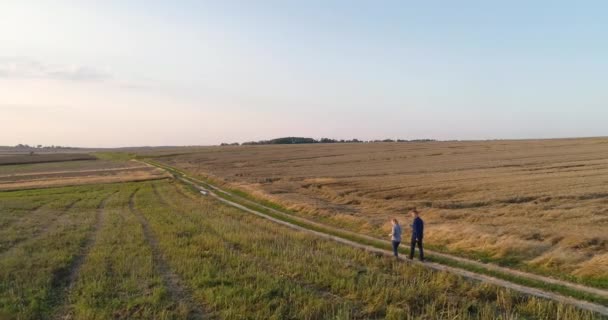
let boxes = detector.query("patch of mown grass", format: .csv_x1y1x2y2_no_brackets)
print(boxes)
0,195,82,253
0,186,115,319
61,183,186,319
0,183,108,198
0,193,51,228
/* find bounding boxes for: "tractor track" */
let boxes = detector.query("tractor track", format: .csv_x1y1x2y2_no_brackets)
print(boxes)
129,188,207,320
53,191,116,319
67,193,116,286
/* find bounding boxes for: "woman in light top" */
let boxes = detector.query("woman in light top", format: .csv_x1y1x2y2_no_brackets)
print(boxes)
389,218,402,258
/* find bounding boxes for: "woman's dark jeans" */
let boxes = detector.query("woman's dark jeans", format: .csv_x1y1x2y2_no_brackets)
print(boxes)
391,240,400,257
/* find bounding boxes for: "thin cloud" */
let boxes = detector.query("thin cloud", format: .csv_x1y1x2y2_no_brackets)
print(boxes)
0,57,111,82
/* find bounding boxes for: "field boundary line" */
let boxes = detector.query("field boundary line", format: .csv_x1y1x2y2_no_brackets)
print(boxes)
129,187,207,320
140,160,608,315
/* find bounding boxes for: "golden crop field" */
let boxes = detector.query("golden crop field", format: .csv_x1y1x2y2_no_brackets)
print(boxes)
153,138,608,286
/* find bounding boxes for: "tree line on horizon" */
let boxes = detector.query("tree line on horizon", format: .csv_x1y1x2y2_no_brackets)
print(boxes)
220,137,436,146
12,144,76,150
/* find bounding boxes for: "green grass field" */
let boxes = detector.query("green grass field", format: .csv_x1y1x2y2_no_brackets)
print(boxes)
0,180,603,319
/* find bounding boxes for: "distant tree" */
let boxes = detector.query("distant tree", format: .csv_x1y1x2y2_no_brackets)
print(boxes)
269,137,317,144
239,137,372,145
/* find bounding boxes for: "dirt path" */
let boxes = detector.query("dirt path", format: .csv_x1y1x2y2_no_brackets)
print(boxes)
129,188,207,320
193,175,608,299
154,166,608,316
209,189,608,315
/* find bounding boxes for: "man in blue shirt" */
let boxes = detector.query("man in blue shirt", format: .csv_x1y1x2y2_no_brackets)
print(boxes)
409,209,424,261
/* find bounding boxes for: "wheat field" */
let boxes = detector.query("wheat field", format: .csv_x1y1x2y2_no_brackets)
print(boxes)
153,138,608,285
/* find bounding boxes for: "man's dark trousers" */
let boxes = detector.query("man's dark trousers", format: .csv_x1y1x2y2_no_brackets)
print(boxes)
409,237,424,261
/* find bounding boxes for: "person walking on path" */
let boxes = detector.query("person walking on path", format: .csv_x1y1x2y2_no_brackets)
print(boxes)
389,218,402,258
409,209,424,261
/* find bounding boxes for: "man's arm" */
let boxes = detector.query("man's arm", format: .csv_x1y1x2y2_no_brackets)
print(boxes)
420,220,424,237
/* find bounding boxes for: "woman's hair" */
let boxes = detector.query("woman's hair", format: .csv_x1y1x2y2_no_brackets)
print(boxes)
392,218,399,224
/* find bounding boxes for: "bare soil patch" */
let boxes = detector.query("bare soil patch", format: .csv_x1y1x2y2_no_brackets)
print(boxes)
0,153,96,165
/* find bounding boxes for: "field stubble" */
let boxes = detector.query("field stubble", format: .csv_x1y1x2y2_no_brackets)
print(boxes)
150,138,608,285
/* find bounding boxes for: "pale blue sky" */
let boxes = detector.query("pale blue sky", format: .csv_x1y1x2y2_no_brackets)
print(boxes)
1,1,606,147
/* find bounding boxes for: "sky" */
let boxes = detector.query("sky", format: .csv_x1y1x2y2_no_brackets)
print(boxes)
1,1,607,147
